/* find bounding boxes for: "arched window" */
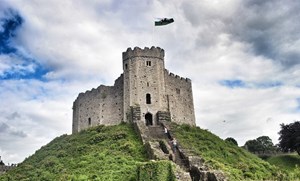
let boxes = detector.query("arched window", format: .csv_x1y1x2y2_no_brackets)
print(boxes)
146,93,151,104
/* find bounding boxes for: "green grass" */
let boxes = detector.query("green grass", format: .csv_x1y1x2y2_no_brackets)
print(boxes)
265,154,300,180
0,123,148,181
170,123,294,180
266,154,300,171
2,122,300,180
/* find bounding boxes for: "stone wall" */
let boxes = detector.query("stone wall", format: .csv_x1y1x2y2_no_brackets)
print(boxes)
72,46,196,133
72,74,124,133
165,70,196,126
123,47,168,125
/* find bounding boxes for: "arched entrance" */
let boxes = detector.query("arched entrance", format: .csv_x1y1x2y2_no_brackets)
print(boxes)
145,113,153,126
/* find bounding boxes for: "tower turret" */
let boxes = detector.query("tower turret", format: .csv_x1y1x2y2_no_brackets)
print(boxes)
122,47,167,125
72,46,195,133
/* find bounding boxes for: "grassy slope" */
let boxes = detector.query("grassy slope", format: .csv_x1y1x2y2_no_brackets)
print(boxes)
266,154,300,171
2,122,299,180
170,123,294,180
1,123,148,181
265,154,300,180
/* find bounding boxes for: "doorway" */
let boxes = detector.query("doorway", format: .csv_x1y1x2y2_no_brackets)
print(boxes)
145,113,153,126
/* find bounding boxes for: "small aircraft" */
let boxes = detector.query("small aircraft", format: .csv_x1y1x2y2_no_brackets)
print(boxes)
155,18,174,26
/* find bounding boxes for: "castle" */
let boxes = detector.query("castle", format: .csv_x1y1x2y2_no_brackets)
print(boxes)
72,47,196,133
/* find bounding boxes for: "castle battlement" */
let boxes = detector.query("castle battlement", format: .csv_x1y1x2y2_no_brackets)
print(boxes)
73,46,195,133
166,70,191,83
122,46,164,61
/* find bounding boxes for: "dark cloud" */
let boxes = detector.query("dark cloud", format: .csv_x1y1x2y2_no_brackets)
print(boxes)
0,122,27,138
181,0,300,68
0,122,9,132
232,0,300,68
5,112,21,120
244,0,274,7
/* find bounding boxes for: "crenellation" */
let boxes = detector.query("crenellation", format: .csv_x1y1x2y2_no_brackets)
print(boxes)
72,46,195,133
122,46,164,61
167,71,192,85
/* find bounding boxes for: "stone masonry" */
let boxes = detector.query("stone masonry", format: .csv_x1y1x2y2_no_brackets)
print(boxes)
72,46,196,133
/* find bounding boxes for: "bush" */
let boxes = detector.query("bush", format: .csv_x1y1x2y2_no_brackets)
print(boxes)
137,160,176,181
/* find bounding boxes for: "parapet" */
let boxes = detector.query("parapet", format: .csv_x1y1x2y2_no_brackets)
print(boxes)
122,46,164,61
166,70,192,83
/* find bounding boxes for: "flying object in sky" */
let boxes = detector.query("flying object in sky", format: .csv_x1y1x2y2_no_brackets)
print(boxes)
155,18,174,26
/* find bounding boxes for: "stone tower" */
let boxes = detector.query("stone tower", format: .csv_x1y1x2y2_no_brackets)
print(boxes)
123,47,167,126
72,47,195,133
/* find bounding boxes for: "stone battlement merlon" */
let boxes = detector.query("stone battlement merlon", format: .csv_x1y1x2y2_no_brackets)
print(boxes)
75,74,124,102
166,70,191,83
73,46,196,133
75,85,110,101
122,46,164,61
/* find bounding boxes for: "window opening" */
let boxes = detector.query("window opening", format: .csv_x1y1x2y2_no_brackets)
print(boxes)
125,64,128,69
88,118,91,126
146,93,151,104
146,61,151,66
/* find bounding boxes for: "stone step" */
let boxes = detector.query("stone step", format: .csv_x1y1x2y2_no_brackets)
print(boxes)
148,126,166,139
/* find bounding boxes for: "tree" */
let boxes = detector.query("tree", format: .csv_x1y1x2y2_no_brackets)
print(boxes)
256,136,275,153
244,136,275,153
225,137,238,146
244,139,260,153
278,121,300,156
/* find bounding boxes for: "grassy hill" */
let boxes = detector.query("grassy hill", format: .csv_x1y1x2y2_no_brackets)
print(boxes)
1,123,176,181
169,123,300,180
1,122,299,180
266,153,300,171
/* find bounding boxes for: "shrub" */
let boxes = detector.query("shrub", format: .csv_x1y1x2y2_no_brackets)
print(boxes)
137,160,176,181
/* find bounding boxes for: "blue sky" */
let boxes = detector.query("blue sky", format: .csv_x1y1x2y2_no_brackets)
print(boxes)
0,0,300,164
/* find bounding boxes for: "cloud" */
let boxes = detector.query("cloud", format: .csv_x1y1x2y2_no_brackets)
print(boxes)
0,122,27,138
0,0,299,163
0,8,23,53
0,122,9,132
230,0,300,68
181,0,300,69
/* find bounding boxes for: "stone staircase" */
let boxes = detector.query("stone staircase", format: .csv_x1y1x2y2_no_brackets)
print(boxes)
147,126,165,139
133,120,227,181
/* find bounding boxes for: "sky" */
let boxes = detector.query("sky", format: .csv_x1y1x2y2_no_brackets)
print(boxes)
0,0,299,164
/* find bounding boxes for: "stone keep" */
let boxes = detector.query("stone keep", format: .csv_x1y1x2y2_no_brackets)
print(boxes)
72,47,196,133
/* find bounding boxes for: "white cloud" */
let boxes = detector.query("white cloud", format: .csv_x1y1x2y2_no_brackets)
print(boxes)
0,0,299,163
